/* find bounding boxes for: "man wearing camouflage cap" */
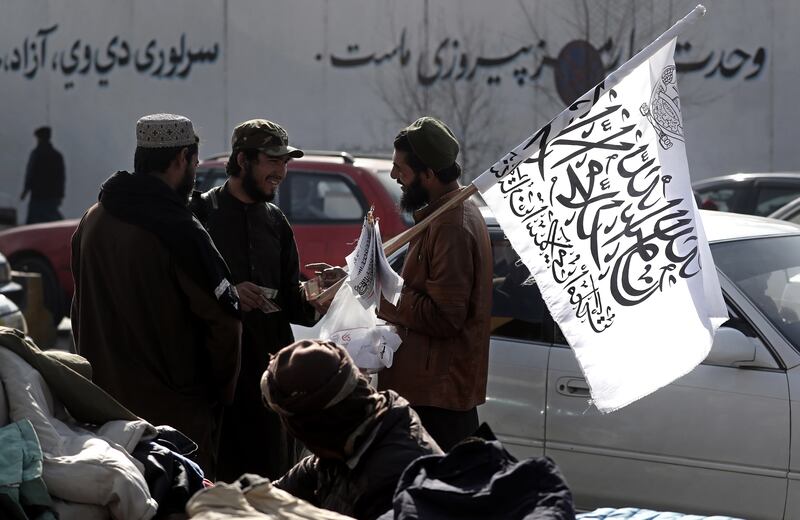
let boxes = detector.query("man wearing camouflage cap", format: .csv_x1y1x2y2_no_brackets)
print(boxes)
377,116,493,451
191,119,325,481
72,114,242,477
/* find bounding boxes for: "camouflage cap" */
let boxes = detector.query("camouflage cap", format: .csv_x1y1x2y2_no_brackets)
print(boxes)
231,119,304,158
403,116,459,172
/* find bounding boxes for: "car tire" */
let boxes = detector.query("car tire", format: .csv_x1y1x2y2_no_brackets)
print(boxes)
11,254,64,325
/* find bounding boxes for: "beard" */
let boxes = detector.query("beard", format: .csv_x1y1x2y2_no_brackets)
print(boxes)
176,163,196,205
242,162,275,203
400,173,429,212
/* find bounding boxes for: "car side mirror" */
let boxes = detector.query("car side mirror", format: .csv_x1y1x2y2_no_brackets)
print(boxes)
704,327,757,367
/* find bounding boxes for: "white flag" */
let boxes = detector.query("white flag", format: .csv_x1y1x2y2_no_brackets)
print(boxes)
318,214,404,371
345,217,403,309
474,5,728,412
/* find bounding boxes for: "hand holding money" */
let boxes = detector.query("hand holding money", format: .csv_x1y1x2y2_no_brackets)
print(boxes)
235,281,281,313
306,263,347,289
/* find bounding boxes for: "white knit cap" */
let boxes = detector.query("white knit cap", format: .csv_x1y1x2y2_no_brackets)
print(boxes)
136,113,196,148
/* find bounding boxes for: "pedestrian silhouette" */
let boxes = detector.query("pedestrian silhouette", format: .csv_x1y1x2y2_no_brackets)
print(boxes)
21,126,65,224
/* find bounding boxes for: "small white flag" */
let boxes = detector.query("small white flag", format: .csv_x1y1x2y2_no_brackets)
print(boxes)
318,214,404,371
473,5,728,412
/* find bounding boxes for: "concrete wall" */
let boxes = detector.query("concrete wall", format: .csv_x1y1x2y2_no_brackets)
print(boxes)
0,0,793,220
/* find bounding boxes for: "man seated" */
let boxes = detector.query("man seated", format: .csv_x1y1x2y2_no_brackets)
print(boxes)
261,339,442,520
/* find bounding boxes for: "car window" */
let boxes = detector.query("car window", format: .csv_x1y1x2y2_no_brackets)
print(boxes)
286,172,365,222
195,167,227,191
787,210,800,225
490,236,550,343
713,235,800,350
755,186,800,216
195,166,282,205
695,186,744,212
372,169,413,226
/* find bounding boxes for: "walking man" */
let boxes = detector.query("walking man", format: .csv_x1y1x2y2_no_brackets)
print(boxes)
377,116,493,451
21,126,65,224
72,114,242,477
192,119,325,481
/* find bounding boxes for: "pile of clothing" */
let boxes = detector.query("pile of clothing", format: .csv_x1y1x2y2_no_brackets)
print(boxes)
0,327,205,520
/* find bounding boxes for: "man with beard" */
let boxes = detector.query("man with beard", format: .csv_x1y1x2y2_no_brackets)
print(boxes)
72,114,242,477
377,116,493,451
191,119,328,482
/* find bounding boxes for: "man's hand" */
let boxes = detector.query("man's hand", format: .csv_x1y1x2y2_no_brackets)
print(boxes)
235,281,264,312
305,262,347,289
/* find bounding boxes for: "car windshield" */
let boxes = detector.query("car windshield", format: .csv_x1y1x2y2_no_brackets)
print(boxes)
712,234,800,348
372,169,413,226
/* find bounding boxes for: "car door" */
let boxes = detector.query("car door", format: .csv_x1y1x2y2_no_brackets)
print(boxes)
283,170,367,277
545,282,790,518
477,231,549,459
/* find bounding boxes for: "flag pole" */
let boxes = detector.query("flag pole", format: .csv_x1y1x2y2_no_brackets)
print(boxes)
314,4,706,305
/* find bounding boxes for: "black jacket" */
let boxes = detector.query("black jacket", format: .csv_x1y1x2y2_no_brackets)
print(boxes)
274,392,441,520
380,433,575,520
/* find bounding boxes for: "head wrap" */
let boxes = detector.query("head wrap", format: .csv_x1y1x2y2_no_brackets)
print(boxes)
262,340,389,460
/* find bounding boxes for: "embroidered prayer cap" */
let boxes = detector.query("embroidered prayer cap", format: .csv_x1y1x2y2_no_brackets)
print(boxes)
231,119,304,158
403,116,459,172
136,113,196,149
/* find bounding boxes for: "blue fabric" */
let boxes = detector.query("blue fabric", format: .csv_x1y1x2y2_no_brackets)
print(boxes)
0,419,57,520
577,507,743,520
131,425,205,519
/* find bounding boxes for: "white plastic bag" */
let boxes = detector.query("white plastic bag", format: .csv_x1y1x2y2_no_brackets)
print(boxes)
317,215,403,371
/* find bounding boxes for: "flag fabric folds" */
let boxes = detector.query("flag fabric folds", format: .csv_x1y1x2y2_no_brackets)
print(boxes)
474,6,728,412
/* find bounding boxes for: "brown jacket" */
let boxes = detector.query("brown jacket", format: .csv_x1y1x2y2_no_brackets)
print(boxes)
71,203,241,471
378,188,492,411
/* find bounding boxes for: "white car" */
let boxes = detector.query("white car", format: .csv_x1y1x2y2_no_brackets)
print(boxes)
294,209,800,519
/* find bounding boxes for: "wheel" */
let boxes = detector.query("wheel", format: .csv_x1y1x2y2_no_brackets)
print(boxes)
11,254,65,325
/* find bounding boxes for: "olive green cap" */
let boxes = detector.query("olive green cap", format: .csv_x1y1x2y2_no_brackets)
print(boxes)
403,116,459,172
231,119,304,158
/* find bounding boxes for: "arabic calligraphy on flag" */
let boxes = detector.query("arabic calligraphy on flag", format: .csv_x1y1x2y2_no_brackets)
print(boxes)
474,29,728,412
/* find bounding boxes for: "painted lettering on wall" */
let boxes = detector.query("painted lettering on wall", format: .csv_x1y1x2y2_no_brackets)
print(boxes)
316,28,767,106
0,25,220,90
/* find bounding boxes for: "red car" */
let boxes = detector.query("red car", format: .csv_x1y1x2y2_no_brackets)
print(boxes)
0,151,410,320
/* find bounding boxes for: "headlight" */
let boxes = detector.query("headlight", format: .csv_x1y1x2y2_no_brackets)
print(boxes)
0,310,27,334
0,294,27,334
0,260,10,284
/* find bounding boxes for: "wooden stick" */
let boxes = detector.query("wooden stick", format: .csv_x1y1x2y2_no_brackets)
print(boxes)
314,184,479,304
